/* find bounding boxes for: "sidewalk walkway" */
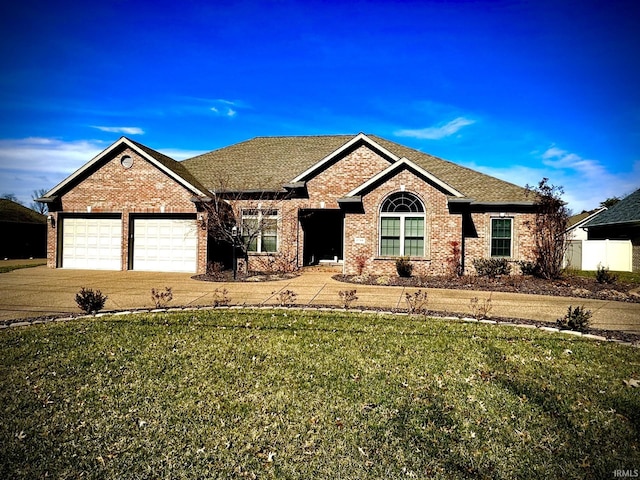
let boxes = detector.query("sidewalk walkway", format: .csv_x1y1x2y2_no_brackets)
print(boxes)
0,265,639,333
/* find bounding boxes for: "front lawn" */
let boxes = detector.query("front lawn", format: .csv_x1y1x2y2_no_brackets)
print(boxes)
1,310,638,479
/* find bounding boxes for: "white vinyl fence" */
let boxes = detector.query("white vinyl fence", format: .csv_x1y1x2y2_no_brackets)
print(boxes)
566,239,632,272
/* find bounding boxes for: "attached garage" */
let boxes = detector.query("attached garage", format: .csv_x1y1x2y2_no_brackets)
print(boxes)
61,217,122,270
132,217,198,273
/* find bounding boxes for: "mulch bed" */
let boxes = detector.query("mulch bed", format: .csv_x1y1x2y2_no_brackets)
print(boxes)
333,274,640,304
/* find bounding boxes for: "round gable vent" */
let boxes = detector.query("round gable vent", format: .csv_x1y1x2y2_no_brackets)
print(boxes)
120,155,133,169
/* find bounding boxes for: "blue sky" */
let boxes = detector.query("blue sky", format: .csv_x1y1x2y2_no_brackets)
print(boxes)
1,0,638,213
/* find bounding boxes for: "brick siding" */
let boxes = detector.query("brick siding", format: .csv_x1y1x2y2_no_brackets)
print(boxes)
48,147,208,273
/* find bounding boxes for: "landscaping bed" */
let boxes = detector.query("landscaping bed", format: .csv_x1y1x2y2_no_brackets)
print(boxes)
335,273,640,303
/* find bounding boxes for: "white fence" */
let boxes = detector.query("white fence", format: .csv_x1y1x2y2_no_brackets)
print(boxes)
565,239,632,272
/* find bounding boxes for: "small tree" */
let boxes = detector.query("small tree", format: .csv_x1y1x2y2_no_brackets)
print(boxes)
526,178,569,279
198,178,294,274
31,188,48,214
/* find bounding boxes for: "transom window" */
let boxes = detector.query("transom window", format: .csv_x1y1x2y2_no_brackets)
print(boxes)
242,209,278,253
490,218,512,257
380,192,425,257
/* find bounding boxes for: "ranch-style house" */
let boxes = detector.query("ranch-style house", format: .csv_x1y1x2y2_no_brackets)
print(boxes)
39,133,538,275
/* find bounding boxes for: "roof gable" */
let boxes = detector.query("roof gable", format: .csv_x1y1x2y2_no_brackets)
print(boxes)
41,137,211,200
290,133,399,183
344,157,464,198
584,188,640,228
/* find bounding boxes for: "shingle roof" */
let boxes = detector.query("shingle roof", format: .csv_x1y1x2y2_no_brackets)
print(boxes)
567,208,606,229
181,134,532,203
127,138,212,197
181,135,352,193
583,188,640,227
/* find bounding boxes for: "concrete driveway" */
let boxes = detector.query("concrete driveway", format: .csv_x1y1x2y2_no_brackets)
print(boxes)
1,265,639,334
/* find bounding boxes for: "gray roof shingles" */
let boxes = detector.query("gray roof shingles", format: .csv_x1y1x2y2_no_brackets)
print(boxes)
180,134,533,204
584,188,640,227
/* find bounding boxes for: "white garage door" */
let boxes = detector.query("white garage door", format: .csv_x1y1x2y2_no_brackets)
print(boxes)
133,218,198,272
62,217,122,270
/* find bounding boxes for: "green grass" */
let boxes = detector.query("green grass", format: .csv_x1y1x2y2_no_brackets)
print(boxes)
1,310,639,479
568,269,640,284
0,261,46,274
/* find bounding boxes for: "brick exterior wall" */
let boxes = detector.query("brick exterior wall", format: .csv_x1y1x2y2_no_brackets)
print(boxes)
47,147,208,273
51,141,537,276
232,145,537,276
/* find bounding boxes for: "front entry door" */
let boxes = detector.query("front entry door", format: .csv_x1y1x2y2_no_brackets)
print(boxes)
300,209,343,265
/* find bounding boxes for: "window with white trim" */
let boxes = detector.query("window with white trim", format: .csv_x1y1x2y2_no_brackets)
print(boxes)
379,192,425,257
242,209,278,253
490,217,512,257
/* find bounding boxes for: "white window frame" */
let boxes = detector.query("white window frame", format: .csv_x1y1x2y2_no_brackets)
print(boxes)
379,192,426,257
242,209,279,253
490,217,513,258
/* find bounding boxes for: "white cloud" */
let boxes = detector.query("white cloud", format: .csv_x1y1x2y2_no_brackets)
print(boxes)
462,147,640,214
0,138,213,206
91,126,145,135
395,117,475,140
0,137,107,205
209,98,243,118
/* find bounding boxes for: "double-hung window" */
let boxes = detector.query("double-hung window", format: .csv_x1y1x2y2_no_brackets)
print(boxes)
490,218,512,257
379,192,425,257
242,209,278,253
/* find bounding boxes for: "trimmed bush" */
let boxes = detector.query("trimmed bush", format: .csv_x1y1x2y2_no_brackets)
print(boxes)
396,256,413,278
75,287,107,314
473,258,511,278
518,260,540,276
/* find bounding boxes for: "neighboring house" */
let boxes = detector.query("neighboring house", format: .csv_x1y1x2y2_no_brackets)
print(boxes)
564,208,606,270
582,188,640,272
38,134,538,275
0,199,47,259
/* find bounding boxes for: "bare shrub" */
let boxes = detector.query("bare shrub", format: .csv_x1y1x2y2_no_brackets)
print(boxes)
469,294,493,319
338,289,358,309
212,288,230,307
206,261,226,280
151,287,173,308
355,255,367,276
275,289,297,306
405,290,428,315
251,252,299,275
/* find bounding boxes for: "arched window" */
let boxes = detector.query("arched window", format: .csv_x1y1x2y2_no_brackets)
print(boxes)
380,192,425,257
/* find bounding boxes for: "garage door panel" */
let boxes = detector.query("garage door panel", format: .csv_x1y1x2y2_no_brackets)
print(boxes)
62,218,122,270
133,218,197,273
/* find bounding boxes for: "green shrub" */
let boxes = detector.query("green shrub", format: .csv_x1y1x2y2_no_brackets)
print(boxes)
473,258,511,278
596,265,617,284
395,256,413,277
75,287,107,314
518,260,540,276
556,305,592,332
